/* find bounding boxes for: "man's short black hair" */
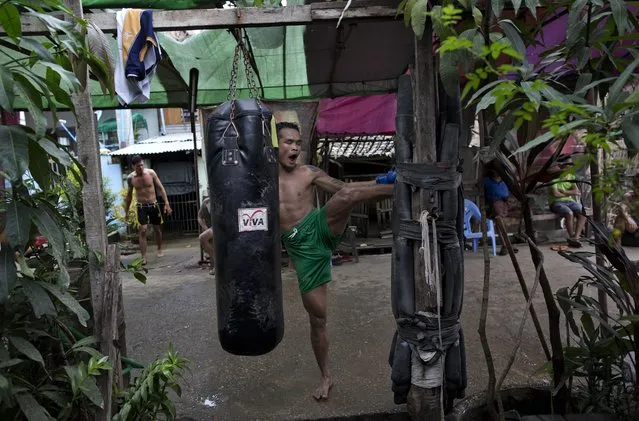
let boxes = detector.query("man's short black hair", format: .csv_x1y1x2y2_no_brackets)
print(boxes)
131,155,143,165
276,122,300,135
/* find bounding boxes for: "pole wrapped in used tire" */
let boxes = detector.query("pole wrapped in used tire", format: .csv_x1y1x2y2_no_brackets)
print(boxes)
205,98,284,356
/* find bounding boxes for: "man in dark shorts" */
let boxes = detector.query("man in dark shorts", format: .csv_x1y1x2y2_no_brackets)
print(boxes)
277,122,395,401
125,155,172,263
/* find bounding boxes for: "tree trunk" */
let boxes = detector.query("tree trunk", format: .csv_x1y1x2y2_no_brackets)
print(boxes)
64,2,111,419
407,16,442,421
521,199,567,413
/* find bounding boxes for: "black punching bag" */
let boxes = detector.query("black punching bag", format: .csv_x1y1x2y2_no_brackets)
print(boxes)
205,98,284,356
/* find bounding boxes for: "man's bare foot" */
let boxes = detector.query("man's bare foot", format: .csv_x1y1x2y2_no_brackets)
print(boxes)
157,250,164,257
312,376,333,401
141,257,147,265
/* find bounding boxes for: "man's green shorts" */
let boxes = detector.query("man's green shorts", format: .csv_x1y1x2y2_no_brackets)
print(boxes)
281,207,343,295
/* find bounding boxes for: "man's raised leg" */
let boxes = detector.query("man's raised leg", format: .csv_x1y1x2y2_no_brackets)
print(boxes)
302,284,332,400
324,184,394,234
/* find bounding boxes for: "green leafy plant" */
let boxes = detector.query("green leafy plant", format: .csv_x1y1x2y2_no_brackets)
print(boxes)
556,221,639,417
1,2,186,420
113,345,190,421
396,0,639,416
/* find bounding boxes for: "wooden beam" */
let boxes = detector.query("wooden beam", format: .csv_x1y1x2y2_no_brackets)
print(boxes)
9,1,400,36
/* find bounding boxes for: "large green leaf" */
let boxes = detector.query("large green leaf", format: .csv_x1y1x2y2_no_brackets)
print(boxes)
499,19,526,62
0,64,14,112
19,38,54,62
0,246,17,304
40,389,69,409
608,55,639,107
5,199,30,249
621,113,639,154
28,138,52,190
610,0,630,35
491,0,505,17
411,0,427,39
30,206,70,287
15,392,51,421
38,138,72,168
9,336,44,366
524,0,539,17
514,120,588,154
38,282,90,327
80,376,103,408
511,0,522,14
0,125,29,181
0,3,21,39
64,364,104,408
20,279,57,319
574,76,616,96
44,70,74,111
13,74,46,138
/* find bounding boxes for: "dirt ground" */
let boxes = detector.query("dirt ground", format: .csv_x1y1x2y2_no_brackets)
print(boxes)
119,238,639,421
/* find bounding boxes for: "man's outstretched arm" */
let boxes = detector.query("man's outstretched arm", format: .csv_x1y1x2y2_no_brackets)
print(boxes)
307,165,395,193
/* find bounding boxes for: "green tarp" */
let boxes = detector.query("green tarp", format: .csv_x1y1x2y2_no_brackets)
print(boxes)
4,0,411,110
97,112,148,133
88,17,311,109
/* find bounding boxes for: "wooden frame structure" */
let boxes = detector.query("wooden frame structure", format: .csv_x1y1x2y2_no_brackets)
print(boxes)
15,1,448,420
8,1,400,35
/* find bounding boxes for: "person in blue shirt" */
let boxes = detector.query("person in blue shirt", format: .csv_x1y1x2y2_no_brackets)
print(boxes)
483,167,516,256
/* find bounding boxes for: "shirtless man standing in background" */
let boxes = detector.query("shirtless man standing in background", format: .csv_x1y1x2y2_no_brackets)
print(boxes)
125,155,172,263
277,122,395,401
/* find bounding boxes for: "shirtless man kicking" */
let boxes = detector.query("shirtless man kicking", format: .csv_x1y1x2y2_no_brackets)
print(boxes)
277,122,395,401
125,155,172,263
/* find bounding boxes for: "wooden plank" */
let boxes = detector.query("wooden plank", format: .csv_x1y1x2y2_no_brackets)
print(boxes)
9,2,399,35
99,245,123,418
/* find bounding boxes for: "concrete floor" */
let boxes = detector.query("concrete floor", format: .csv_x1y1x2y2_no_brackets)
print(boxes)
120,239,639,420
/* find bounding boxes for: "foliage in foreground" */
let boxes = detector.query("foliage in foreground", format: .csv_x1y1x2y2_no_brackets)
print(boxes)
0,1,185,419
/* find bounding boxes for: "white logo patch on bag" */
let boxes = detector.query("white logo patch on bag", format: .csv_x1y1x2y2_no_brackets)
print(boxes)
238,208,268,232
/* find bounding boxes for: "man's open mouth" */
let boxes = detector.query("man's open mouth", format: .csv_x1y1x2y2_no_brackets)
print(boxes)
288,154,298,162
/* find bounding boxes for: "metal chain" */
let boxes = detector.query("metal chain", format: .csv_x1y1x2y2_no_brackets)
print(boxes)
227,30,264,130
240,34,260,99
228,43,241,122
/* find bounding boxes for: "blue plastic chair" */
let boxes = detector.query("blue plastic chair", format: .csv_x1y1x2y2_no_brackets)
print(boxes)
463,199,497,256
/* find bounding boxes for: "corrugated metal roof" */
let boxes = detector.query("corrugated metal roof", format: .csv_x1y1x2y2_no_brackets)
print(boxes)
320,135,394,159
110,133,201,156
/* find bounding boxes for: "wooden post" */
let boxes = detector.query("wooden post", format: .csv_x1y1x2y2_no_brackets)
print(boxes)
407,19,442,420
64,1,112,419
100,245,124,417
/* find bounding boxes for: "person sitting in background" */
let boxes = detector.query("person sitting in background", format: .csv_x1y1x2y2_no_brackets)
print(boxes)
613,174,639,247
548,156,586,248
197,196,215,275
483,166,516,256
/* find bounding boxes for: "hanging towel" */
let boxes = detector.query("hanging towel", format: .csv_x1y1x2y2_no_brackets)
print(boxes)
115,9,161,105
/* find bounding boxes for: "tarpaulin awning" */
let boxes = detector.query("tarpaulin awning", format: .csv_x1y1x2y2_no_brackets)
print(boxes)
316,93,397,135
85,0,413,109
